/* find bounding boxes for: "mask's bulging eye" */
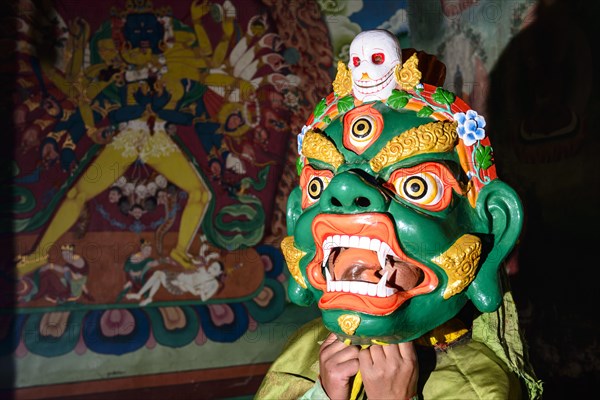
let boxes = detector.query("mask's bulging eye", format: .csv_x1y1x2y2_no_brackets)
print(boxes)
396,173,443,205
387,163,461,212
300,166,333,209
342,104,384,155
308,177,327,200
351,116,375,142
371,52,385,65
352,57,361,67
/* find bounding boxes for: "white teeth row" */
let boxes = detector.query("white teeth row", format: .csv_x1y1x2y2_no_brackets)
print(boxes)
356,67,395,85
321,235,400,298
322,235,399,270
355,76,394,94
325,268,397,297
355,69,395,92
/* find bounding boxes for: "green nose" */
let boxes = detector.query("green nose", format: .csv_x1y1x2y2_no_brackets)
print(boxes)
320,171,388,213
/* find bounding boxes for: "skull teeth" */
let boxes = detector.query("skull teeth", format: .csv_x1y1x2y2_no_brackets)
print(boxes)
354,67,395,93
321,235,399,298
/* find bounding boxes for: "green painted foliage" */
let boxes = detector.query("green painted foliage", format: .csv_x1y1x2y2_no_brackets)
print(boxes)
337,95,355,114
431,87,456,106
386,89,411,110
475,144,494,170
313,98,327,118
417,106,434,118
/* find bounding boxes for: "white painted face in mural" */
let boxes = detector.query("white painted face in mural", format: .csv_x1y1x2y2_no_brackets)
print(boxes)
348,30,402,102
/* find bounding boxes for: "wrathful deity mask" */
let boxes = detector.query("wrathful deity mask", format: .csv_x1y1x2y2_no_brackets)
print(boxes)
282,30,523,344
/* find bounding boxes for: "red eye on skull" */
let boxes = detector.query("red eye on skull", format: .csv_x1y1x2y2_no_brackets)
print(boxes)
352,57,361,67
371,53,385,65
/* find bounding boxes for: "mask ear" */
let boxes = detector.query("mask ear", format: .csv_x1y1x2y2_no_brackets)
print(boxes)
286,187,302,235
468,180,523,312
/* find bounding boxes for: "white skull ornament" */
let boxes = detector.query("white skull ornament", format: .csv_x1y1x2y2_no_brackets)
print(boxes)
349,30,402,102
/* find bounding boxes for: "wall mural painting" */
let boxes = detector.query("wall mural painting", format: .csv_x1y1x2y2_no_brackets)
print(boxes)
3,0,318,360
317,0,410,65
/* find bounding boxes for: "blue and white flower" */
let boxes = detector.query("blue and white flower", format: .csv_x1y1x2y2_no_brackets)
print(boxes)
454,110,486,146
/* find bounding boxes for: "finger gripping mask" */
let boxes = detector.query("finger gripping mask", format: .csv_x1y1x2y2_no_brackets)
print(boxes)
282,30,523,345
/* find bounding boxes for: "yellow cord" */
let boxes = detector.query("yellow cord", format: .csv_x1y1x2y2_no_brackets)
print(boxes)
349,371,362,400
349,344,370,400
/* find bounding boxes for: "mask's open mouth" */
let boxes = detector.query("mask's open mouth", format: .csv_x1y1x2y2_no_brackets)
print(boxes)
307,214,437,315
323,239,424,297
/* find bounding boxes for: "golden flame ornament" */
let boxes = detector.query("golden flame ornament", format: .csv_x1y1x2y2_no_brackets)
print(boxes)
394,53,422,90
332,60,353,97
370,121,457,172
338,314,361,335
281,236,307,288
302,130,345,169
432,234,482,299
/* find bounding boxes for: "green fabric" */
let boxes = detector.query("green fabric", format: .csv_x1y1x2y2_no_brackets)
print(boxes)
472,291,543,399
256,293,541,400
422,340,522,399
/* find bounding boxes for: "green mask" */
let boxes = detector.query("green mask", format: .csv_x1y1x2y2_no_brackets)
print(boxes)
282,37,523,344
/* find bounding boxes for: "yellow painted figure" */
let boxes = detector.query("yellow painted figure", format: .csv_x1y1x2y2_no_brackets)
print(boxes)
18,119,211,274
16,0,255,274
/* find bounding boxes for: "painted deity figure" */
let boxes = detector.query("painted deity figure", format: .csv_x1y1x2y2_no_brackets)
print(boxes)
20,244,92,303
125,234,222,305
15,0,251,274
257,30,541,399
118,239,161,301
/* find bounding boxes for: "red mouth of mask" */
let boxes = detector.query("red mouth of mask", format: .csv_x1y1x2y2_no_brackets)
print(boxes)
307,213,438,315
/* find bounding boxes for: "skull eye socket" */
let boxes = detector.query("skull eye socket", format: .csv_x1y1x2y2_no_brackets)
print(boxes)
371,52,385,65
352,57,361,67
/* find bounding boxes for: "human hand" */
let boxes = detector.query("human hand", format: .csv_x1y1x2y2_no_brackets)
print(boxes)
319,333,360,400
358,342,418,400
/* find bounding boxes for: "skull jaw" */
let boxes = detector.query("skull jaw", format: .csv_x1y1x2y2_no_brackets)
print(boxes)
351,65,398,102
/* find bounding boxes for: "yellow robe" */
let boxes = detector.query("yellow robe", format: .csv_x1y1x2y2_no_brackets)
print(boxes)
256,292,543,399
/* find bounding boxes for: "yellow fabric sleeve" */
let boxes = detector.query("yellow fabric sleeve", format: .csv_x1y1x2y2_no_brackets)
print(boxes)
256,314,531,399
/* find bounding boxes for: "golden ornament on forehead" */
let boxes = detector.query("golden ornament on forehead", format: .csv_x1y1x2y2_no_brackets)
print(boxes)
370,121,457,172
332,60,353,98
338,314,361,336
302,130,345,170
394,53,422,90
431,234,482,299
